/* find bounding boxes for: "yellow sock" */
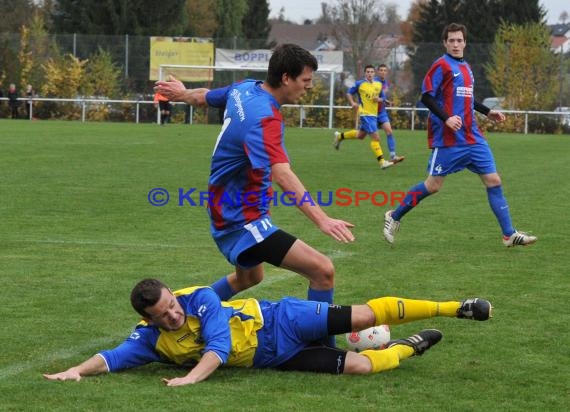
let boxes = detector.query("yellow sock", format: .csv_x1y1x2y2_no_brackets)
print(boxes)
370,140,384,161
360,345,414,373
367,297,461,325
343,129,358,139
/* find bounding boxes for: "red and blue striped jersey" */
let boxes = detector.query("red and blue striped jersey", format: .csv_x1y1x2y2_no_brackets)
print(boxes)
204,80,289,234
374,76,389,113
422,54,486,148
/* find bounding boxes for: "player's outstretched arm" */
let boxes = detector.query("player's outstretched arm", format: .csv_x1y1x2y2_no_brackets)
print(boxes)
43,354,108,382
162,351,221,387
272,163,355,243
154,77,210,106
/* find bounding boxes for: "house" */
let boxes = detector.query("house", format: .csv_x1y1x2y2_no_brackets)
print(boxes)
549,23,570,54
268,21,337,51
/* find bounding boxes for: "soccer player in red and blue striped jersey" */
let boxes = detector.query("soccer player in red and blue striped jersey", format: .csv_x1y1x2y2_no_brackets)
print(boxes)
154,45,355,341
384,23,536,247
375,64,405,163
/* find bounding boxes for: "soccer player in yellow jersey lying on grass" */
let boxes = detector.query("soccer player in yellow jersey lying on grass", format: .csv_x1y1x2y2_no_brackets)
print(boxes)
44,278,492,386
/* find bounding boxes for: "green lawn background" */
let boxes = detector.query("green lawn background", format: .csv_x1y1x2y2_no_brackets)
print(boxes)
0,120,568,411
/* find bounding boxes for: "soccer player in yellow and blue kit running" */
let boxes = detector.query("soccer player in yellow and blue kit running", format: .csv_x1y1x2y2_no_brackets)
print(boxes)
333,65,394,169
334,64,405,164
43,278,492,386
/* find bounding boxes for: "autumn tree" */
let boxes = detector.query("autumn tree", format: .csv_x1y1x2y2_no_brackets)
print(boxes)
19,13,57,92
486,22,559,110
185,0,218,37
83,48,121,98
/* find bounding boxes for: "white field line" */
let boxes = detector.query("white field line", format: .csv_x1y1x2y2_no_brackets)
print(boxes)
0,334,126,380
7,238,188,249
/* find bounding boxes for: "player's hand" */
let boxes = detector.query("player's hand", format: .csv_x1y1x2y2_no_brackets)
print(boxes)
43,370,82,382
154,77,186,102
487,110,505,123
319,218,355,243
445,115,462,131
162,376,196,387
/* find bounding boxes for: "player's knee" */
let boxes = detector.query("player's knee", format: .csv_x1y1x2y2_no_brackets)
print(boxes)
237,272,264,290
322,259,335,288
425,180,442,193
314,256,335,288
345,354,374,374
485,174,502,187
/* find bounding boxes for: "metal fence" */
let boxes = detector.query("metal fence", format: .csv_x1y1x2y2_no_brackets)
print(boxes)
1,96,569,135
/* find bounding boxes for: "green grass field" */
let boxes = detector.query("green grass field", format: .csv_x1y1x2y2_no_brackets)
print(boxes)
1,120,568,411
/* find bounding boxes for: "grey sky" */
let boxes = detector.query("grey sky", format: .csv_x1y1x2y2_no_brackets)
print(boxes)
268,0,569,25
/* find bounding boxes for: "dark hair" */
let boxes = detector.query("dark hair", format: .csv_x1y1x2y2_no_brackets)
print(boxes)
130,278,168,317
364,64,375,72
442,23,467,42
376,63,388,69
266,44,318,88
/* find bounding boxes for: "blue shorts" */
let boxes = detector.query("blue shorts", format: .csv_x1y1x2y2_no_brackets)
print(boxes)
359,115,378,134
253,297,329,368
377,110,390,125
427,143,497,176
212,217,280,268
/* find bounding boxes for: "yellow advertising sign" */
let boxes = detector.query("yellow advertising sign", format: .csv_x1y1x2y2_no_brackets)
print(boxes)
149,37,214,81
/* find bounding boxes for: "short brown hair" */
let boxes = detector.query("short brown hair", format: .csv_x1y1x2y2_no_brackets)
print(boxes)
266,44,318,88
442,23,467,42
130,278,168,317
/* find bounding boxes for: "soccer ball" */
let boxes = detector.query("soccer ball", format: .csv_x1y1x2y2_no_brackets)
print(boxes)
345,325,391,352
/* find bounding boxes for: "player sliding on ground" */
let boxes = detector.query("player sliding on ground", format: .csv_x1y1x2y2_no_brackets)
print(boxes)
44,278,492,386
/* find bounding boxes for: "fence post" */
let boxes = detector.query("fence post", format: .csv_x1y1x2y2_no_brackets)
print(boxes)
125,34,129,78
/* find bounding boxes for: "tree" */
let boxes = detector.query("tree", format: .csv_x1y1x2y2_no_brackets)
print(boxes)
407,0,546,99
0,0,36,33
242,0,272,48
322,0,386,75
19,12,57,92
486,22,558,110
214,0,247,47
83,47,121,98
51,0,187,35
184,0,218,37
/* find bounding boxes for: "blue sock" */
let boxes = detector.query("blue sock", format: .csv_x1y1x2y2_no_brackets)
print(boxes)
308,287,336,347
486,185,515,237
392,182,431,221
387,134,395,154
308,287,334,304
210,276,235,301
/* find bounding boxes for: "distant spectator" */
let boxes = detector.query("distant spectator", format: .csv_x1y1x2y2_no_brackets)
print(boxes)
8,83,19,119
154,91,172,125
